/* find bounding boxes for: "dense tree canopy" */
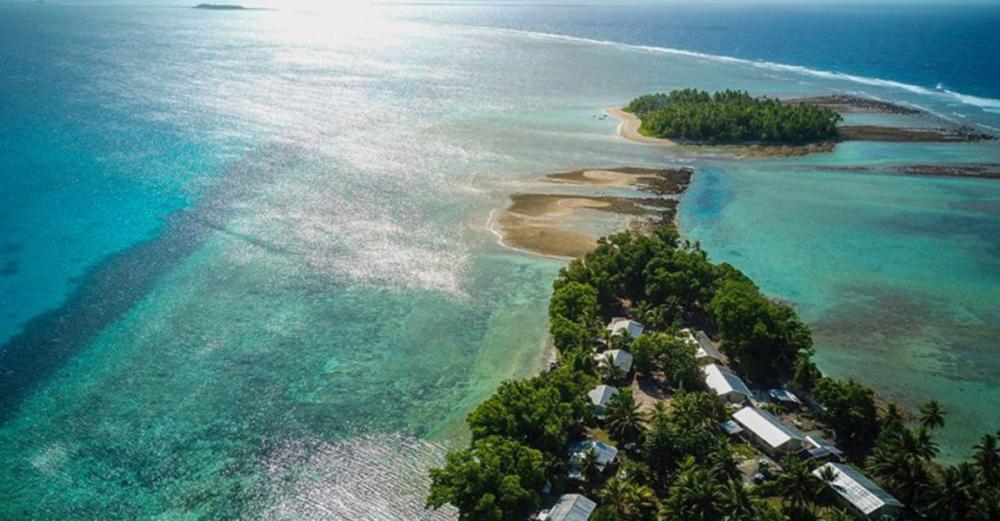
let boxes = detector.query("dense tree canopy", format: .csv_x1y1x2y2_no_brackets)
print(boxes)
626,89,841,144
427,435,547,521
708,278,811,382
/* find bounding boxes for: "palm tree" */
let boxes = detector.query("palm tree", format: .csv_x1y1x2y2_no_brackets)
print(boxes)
720,480,758,521
973,434,999,482
815,465,839,508
972,489,1000,521
707,443,740,482
601,353,628,386
918,401,946,430
914,428,940,461
600,476,659,521
580,447,601,488
775,456,820,518
927,466,972,521
606,389,643,445
666,458,725,521
866,443,931,506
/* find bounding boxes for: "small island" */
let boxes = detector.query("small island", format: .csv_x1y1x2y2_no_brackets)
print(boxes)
427,225,1000,521
193,4,246,10
625,89,842,145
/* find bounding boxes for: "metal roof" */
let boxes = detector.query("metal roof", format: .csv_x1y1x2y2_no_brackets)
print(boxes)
694,330,726,361
813,462,903,516
548,494,597,521
607,319,644,338
593,349,633,373
732,406,805,450
568,440,619,478
586,385,618,407
703,364,751,400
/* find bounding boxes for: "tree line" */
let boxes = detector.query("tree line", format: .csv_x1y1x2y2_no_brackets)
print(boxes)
625,89,841,145
427,227,999,521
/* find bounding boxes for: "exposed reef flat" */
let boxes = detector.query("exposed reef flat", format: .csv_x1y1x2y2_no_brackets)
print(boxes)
493,167,692,258
817,163,1000,179
789,94,921,114
836,125,994,143
545,166,691,195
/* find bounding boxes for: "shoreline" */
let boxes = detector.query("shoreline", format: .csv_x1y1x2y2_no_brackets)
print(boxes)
604,107,675,145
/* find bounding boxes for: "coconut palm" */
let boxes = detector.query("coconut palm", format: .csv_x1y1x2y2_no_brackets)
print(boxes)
927,466,973,521
666,458,726,521
707,443,741,481
601,353,628,386
579,447,601,488
775,456,821,517
720,480,758,521
599,476,659,521
972,489,1000,521
815,465,840,508
866,443,931,505
973,434,999,482
605,389,643,445
918,401,946,430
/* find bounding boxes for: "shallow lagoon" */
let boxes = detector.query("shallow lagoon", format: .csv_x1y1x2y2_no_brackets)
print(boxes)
1,3,998,518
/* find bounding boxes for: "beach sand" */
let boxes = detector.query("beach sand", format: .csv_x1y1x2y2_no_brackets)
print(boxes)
605,107,675,145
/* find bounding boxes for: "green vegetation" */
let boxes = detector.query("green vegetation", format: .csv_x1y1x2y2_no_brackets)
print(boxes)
427,227,998,521
625,89,841,144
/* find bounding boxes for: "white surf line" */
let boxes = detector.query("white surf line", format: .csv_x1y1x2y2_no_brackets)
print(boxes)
480,27,1000,114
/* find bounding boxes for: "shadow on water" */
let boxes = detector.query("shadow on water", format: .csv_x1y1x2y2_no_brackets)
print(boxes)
0,144,304,423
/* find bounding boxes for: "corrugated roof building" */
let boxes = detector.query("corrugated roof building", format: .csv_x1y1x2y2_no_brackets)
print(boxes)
732,406,806,456
542,494,596,521
607,318,644,338
593,349,633,374
703,364,751,403
813,462,903,519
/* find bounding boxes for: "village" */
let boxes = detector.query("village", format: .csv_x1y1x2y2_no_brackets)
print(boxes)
536,317,903,521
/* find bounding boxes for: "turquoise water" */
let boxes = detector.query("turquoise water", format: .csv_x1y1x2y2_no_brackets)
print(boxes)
1,3,998,518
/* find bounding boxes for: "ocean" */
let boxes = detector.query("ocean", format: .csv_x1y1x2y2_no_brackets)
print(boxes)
1,2,998,519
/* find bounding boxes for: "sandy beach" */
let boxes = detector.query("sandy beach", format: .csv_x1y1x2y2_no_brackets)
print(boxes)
605,107,675,145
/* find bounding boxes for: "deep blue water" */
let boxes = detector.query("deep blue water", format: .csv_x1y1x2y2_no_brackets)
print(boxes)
410,3,1000,102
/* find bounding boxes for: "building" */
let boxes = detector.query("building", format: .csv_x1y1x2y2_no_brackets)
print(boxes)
593,349,633,374
568,439,619,480
607,318,644,338
587,384,618,417
805,434,844,461
768,388,802,408
684,328,727,364
732,406,806,457
538,494,597,521
702,363,751,404
813,463,903,520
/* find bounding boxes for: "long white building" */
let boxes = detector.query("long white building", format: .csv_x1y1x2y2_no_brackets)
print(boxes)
731,406,806,457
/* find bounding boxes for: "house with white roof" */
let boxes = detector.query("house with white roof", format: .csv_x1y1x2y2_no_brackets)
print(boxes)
732,406,806,457
607,318,644,338
593,349,633,374
568,439,619,480
702,363,751,404
681,328,727,364
813,462,903,520
537,494,597,521
586,384,618,417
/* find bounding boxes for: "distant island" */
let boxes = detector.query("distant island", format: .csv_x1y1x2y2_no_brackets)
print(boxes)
625,89,842,145
193,4,245,10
